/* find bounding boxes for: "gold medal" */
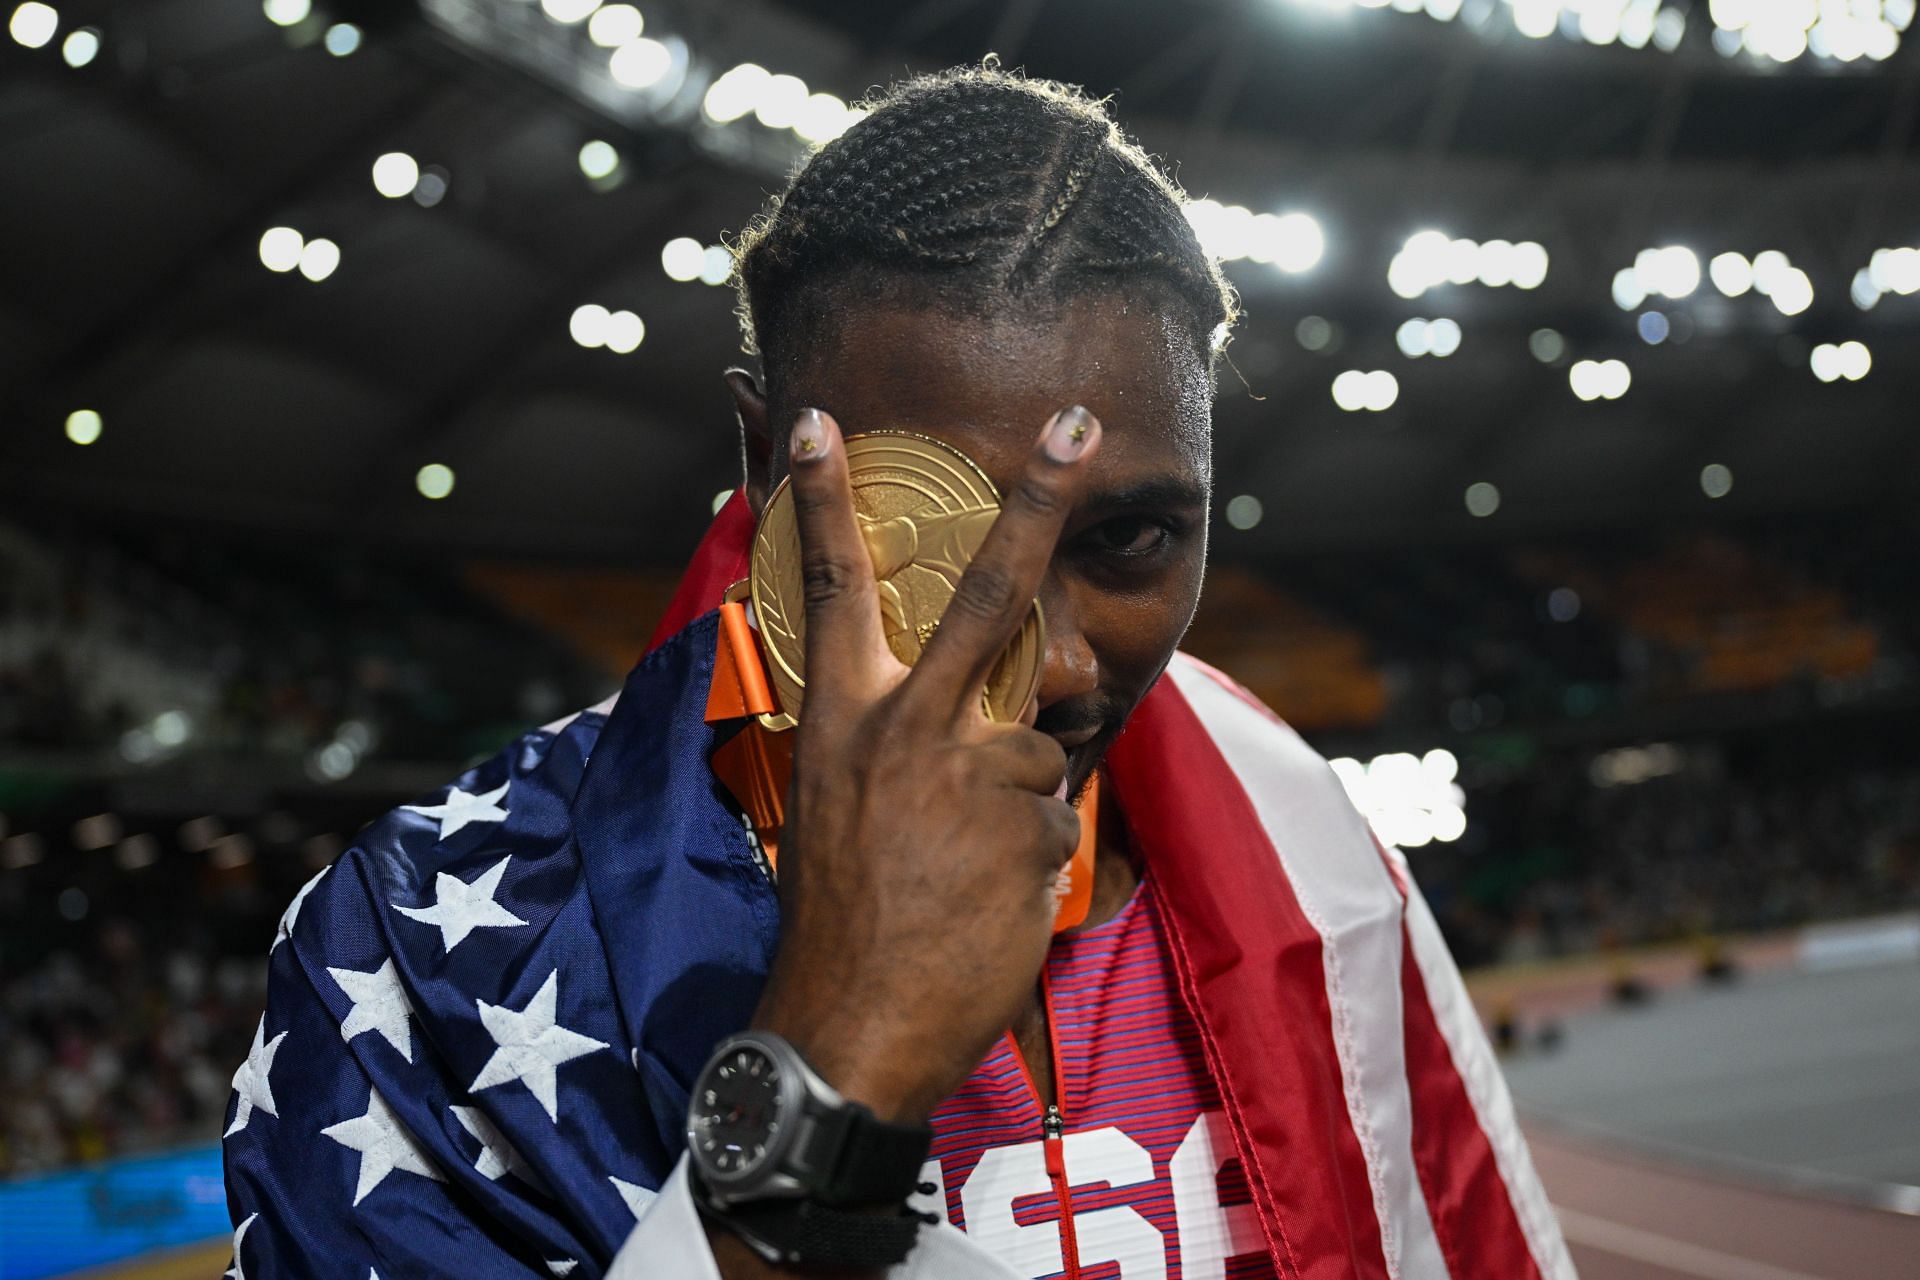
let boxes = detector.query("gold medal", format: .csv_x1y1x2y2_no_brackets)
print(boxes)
747,432,1045,730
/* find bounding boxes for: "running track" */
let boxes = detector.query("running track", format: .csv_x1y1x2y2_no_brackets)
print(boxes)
1529,1125,1920,1280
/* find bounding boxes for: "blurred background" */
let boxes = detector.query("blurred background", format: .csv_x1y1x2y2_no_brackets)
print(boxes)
2,0,1918,1276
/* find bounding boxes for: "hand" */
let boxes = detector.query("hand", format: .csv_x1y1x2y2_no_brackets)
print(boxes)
749,405,1102,1125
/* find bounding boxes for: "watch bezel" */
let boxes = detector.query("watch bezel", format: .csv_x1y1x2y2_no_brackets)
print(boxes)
686,1031,811,1198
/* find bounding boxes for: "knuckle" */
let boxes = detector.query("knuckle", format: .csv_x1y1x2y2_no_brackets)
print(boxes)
1008,473,1067,519
800,558,858,609
949,563,1023,624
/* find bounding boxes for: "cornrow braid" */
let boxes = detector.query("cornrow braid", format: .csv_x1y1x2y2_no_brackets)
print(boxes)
733,65,1237,396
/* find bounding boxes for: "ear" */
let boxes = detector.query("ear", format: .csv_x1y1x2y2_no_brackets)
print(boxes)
724,368,774,516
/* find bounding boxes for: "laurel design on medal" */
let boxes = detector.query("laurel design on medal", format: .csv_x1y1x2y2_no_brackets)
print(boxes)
748,432,1046,731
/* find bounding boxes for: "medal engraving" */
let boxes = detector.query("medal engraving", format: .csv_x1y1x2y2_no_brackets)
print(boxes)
748,432,1046,730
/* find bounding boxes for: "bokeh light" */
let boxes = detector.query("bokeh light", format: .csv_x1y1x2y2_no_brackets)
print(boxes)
416,463,456,500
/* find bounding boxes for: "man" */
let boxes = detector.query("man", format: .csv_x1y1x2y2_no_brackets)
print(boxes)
224,68,1574,1278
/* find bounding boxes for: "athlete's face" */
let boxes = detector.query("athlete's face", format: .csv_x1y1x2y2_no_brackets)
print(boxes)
729,292,1213,799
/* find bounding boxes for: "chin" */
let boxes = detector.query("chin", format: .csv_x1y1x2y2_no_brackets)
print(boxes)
1065,736,1115,805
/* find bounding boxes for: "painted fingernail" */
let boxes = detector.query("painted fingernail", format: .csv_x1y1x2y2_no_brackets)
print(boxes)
791,409,829,463
1042,405,1098,463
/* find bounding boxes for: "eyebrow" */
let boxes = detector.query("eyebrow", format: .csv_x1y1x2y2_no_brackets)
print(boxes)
1080,477,1209,512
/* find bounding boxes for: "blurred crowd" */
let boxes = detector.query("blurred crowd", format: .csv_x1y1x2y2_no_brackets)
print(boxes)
1,926,264,1177
0,519,608,766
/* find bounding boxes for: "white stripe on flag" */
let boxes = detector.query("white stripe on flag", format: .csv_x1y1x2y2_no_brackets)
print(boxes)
1169,659,1451,1280
1392,850,1579,1280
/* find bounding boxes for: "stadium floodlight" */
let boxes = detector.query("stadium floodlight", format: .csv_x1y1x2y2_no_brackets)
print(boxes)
1265,212,1325,274
661,237,704,282
1224,495,1263,530
754,74,810,129
587,3,641,46
1396,318,1431,358
698,244,733,286
603,310,645,354
1512,0,1559,39
61,26,97,66
371,152,420,198
1635,246,1700,299
1769,267,1814,316
1570,359,1630,402
416,463,456,500
10,2,57,48
65,408,102,445
1709,251,1754,297
794,92,851,144
262,0,311,27
258,226,304,272
578,140,620,180
704,63,769,124
1464,481,1501,517
540,0,600,23
570,303,610,348
297,237,340,282
1612,267,1647,311
1529,328,1566,364
1699,463,1733,499
609,37,671,90
1332,370,1398,412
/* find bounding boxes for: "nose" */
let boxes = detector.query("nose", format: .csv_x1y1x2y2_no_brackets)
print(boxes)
1036,582,1098,711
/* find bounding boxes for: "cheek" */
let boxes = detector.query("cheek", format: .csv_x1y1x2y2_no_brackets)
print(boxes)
1080,552,1207,692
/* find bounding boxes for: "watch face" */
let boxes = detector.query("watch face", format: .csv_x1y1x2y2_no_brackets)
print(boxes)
691,1043,784,1179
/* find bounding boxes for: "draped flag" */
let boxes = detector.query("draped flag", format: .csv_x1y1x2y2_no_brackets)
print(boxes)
222,492,1574,1279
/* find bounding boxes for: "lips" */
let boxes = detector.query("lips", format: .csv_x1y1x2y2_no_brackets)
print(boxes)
1049,725,1101,750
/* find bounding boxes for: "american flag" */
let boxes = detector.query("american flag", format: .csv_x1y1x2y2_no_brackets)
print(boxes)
222,496,1574,1279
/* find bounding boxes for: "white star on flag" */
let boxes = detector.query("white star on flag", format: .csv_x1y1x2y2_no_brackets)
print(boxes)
271,865,328,953
451,1103,543,1188
470,969,608,1122
403,780,510,841
393,855,527,953
321,1085,445,1206
224,1015,287,1138
224,1212,257,1279
611,1176,657,1220
546,1261,577,1277
328,958,415,1062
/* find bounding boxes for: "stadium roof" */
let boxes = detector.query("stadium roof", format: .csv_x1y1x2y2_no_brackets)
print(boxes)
2,0,1915,564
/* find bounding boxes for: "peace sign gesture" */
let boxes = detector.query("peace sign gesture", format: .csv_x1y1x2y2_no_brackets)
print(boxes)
749,404,1102,1129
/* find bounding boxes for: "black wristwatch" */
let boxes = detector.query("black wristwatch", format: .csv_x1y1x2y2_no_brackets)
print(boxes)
686,1030,934,1269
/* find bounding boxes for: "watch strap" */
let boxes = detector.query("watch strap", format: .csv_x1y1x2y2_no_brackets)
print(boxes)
798,1098,933,1207
701,1196,925,1271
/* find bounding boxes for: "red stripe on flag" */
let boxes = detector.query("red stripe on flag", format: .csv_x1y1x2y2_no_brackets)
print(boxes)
1400,929,1543,1280
645,490,754,656
1109,677,1391,1280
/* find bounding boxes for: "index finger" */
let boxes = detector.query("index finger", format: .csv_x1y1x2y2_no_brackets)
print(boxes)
784,409,894,711
909,406,1102,714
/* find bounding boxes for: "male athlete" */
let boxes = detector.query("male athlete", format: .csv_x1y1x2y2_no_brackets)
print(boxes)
224,69,1575,1279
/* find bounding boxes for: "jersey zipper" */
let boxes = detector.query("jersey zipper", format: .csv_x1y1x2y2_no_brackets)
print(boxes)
1008,971,1082,1280
1042,1101,1082,1280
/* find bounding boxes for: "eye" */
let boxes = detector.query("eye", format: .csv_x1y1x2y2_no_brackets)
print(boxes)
1084,516,1169,557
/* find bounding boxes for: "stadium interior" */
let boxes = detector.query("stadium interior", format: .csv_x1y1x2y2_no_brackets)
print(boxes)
2,0,1917,1276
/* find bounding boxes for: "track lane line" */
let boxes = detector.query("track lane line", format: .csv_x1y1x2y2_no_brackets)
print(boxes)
1554,1206,1835,1280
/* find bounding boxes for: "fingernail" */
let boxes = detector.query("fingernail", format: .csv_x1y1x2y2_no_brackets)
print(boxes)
1042,406,1098,463
1053,778,1071,802
791,409,829,463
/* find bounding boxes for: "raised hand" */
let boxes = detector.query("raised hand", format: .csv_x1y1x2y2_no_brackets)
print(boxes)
749,404,1102,1126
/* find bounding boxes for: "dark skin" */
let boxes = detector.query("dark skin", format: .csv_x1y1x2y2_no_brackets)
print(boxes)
708,293,1212,1276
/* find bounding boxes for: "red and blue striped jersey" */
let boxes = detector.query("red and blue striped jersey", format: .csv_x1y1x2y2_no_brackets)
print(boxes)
926,874,1276,1279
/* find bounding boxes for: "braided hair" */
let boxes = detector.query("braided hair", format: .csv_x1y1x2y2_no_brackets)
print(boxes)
733,66,1237,405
